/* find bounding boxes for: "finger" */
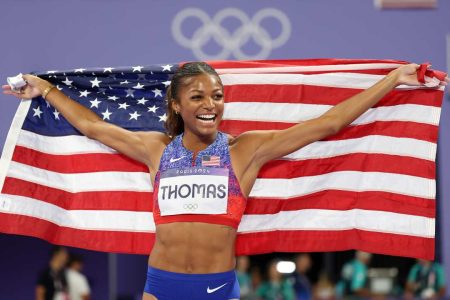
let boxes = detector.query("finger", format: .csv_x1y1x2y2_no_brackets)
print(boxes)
3,89,23,97
21,74,32,80
2,84,12,91
21,74,34,84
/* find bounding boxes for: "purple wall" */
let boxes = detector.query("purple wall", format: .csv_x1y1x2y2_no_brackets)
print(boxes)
1,0,449,298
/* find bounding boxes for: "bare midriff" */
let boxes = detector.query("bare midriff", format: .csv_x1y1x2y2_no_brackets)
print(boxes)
148,222,236,274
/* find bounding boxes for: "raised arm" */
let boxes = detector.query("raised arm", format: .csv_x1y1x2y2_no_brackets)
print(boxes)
2,74,169,169
230,64,448,195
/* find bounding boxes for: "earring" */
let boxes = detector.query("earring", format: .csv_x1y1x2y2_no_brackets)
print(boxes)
175,111,179,115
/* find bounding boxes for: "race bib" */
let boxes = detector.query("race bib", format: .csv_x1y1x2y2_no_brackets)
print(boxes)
158,167,229,216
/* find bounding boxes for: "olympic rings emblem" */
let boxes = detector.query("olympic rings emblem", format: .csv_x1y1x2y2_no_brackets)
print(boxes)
183,203,199,210
172,7,291,60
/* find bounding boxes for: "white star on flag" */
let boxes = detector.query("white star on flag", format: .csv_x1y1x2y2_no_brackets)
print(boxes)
74,68,85,73
125,89,135,98
53,109,60,120
90,78,102,88
132,66,144,72
158,113,167,122
33,106,43,118
137,98,148,105
103,67,114,73
133,83,145,89
161,65,172,71
90,98,102,108
118,102,130,110
129,111,141,120
108,96,119,101
148,105,158,113
79,90,91,97
62,77,73,86
162,81,171,87
152,88,162,97
101,108,112,120
120,80,130,85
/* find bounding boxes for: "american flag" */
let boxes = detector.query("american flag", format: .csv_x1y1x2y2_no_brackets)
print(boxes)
202,155,221,167
0,59,445,259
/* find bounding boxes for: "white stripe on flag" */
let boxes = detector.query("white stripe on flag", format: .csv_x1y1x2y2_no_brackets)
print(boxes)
0,194,155,232
221,73,445,91
17,130,117,155
7,161,153,192
216,63,404,74
0,99,32,191
223,103,441,126
238,209,435,238
284,135,436,161
250,171,435,199
15,130,436,162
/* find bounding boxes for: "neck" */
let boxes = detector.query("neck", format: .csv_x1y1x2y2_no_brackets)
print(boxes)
182,130,217,153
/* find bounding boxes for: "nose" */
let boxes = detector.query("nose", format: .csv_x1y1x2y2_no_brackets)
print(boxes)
203,97,215,109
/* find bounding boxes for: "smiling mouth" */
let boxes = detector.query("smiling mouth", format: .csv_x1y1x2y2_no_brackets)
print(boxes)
196,114,217,123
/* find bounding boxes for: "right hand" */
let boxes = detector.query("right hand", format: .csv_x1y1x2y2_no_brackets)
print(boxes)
2,74,51,100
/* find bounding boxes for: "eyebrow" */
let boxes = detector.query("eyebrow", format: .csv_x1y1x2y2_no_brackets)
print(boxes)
189,88,222,93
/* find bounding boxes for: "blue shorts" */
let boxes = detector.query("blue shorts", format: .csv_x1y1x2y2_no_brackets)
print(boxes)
143,266,240,300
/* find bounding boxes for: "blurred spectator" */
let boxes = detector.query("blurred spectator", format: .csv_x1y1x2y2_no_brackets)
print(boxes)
404,259,446,299
36,246,69,300
314,271,335,300
67,254,91,300
257,259,295,300
289,253,312,300
251,265,263,291
237,256,256,299
336,251,372,299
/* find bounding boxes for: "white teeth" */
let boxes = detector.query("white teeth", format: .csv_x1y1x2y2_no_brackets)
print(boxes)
196,114,216,121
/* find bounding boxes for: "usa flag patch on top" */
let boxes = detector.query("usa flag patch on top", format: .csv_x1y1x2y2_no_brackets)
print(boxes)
202,155,220,167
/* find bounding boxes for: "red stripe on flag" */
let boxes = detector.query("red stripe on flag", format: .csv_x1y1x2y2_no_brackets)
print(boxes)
0,213,153,254
221,120,439,142
235,229,434,260
245,190,435,218
12,146,149,173
1,177,153,211
0,213,433,260
224,85,443,107
259,153,435,179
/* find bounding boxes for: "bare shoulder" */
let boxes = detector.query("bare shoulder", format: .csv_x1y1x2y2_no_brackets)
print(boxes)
135,131,171,147
134,131,171,171
228,131,272,197
228,130,272,168
229,130,272,150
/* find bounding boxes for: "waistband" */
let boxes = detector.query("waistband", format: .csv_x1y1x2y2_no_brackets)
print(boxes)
147,266,236,281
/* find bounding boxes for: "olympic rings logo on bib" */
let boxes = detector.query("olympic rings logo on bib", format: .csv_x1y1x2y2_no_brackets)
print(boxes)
171,7,292,60
183,204,199,211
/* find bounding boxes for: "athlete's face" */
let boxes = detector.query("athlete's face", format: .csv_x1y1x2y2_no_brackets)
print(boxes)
173,74,224,138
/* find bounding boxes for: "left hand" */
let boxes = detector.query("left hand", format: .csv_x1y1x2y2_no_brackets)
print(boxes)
389,63,449,87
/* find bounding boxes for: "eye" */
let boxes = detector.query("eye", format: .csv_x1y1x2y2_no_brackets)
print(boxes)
191,95,202,100
214,93,223,101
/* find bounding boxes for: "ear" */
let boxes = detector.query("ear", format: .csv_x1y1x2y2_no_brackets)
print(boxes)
171,99,180,113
